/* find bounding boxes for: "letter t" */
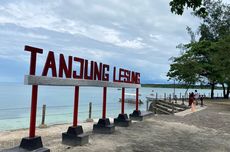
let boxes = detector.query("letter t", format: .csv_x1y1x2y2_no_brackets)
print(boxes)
24,45,43,75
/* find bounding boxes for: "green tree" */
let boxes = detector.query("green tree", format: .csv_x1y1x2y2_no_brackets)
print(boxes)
167,40,218,98
196,0,230,98
168,0,230,99
167,49,200,96
189,40,219,98
170,0,205,15
197,0,230,41
212,35,230,98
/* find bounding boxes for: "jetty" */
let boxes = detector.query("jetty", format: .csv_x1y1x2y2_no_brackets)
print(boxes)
147,95,189,115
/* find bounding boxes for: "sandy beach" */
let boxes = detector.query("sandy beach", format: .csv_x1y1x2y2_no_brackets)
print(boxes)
1,101,230,152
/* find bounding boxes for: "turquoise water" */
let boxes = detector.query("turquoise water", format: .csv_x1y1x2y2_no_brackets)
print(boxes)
0,83,223,131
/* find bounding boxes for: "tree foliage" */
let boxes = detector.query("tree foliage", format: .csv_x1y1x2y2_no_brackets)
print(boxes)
197,0,230,40
168,0,230,98
170,0,205,15
212,35,230,97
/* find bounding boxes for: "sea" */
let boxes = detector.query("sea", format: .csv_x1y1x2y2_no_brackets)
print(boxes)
0,83,223,131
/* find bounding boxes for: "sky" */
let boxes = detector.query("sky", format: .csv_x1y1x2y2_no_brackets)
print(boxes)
0,0,202,84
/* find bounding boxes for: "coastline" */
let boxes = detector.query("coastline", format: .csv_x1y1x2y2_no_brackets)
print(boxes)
141,83,223,90
1,101,230,151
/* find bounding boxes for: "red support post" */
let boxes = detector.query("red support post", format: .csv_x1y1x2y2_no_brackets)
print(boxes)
136,88,139,111
26,46,42,138
29,85,38,138
102,87,107,119
73,86,79,127
121,88,125,114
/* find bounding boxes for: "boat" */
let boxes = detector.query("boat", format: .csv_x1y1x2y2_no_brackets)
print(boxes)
118,93,143,104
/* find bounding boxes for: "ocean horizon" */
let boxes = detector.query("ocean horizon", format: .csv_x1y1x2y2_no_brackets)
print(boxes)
0,83,223,131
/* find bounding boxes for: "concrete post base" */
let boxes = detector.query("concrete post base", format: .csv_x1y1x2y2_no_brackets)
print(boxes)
129,110,142,120
114,114,131,127
62,126,89,146
129,110,153,121
1,136,50,152
93,118,115,134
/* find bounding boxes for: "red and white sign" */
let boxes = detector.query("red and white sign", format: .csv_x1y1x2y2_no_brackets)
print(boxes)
25,45,140,85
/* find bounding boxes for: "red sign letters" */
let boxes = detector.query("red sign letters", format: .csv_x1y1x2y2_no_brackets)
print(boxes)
25,45,140,84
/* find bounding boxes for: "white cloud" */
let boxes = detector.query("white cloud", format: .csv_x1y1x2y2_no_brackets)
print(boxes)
0,0,201,82
0,1,147,49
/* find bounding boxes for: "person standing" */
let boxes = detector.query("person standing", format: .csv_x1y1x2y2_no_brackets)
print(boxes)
189,92,194,106
194,90,199,105
200,95,204,107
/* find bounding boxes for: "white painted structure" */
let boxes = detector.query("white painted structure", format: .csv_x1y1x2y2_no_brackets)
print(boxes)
24,75,141,88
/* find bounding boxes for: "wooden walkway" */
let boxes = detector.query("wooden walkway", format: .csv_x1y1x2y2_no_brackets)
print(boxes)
147,97,189,115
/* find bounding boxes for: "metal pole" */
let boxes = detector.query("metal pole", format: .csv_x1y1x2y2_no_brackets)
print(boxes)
102,87,107,119
27,46,42,138
73,86,79,127
136,88,139,111
29,85,38,138
121,88,125,114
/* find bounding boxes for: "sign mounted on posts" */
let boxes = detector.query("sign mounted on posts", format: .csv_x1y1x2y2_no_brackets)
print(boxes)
24,45,140,88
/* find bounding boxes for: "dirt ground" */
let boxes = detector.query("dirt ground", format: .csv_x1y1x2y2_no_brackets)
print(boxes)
1,101,230,152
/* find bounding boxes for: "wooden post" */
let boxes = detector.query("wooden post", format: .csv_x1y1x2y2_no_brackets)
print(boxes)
155,92,158,100
39,104,47,128
172,102,174,114
180,93,182,100
89,102,92,119
41,104,46,125
182,96,185,105
86,102,93,122
169,94,172,103
164,93,166,101
146,100,149,111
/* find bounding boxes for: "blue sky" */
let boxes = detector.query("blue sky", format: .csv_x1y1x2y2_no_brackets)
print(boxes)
0,0,202,84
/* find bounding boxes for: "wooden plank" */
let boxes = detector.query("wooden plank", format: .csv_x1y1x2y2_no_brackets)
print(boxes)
151,106,172,115
24,75,141,88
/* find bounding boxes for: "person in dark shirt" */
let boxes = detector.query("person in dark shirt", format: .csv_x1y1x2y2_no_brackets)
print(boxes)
200,95,204,107
189,92,194,106
194,90,199,105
